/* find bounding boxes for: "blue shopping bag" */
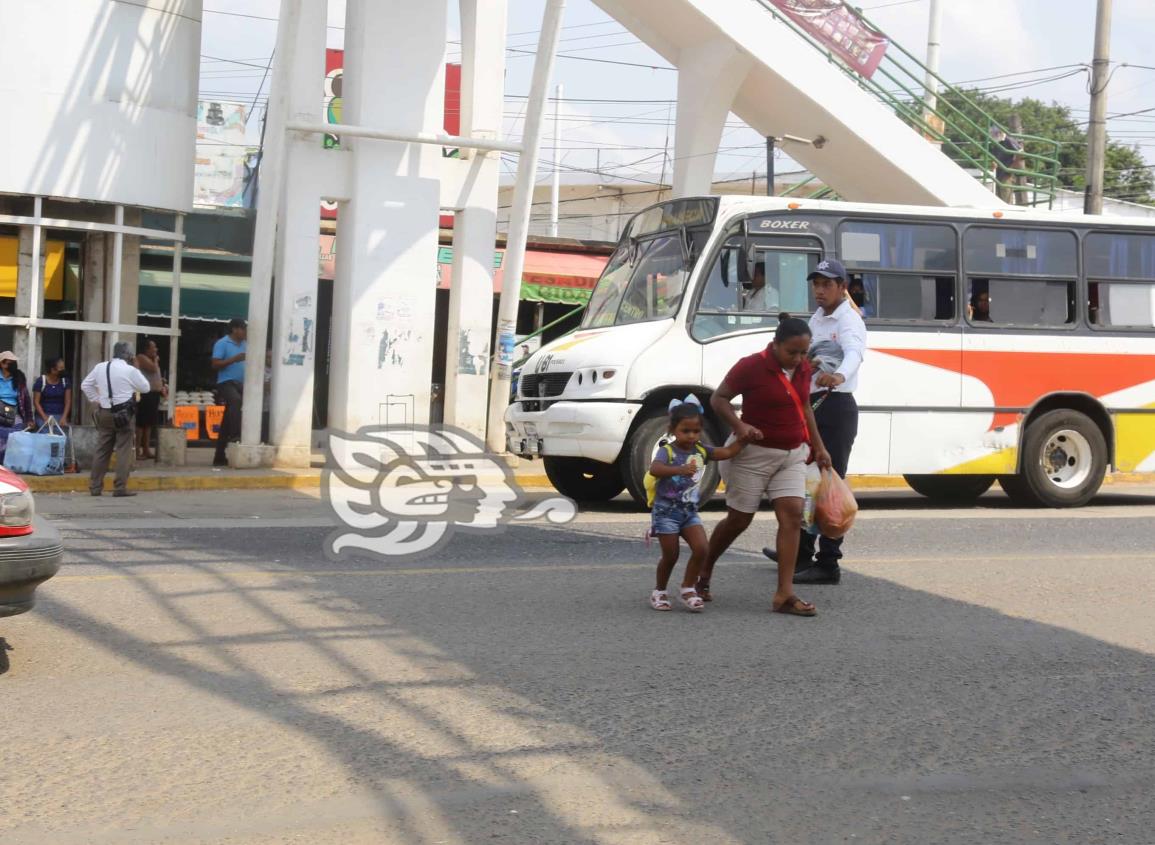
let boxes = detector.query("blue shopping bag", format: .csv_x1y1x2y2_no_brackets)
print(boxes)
3,417,67,476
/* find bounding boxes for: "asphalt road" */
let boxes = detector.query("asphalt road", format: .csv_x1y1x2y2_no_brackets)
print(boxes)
3,487,1155,844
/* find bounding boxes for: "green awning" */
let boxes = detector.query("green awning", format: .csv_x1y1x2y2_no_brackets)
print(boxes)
519,282,592,305
138,269,249,323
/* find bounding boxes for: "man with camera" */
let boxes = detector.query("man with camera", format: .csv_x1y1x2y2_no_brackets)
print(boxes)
81,341,152,497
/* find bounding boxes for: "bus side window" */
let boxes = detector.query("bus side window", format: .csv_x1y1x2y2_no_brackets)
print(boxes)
967,277,1075,327
855,273,955,321
691,243,749,340
697,245,743,312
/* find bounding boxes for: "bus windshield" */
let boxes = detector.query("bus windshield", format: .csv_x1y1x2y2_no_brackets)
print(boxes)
582,233,694,328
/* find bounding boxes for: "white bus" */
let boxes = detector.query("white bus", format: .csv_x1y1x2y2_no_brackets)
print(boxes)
505,196,1155,508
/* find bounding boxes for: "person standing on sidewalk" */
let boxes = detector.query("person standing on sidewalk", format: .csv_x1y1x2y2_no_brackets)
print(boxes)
764,259,866,585
211,318,247,467
135,339,167,460
81,341,151,497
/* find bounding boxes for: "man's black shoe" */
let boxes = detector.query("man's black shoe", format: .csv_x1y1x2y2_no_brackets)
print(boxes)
793,564,841,585
213,456,228,467
762,547,817,568
113,490,137,498
90,490,102,497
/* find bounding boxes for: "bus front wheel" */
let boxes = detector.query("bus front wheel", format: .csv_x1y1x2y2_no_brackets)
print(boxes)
619,411,722,509
903,474,995,502
542,456,625,503
998,409,1108,508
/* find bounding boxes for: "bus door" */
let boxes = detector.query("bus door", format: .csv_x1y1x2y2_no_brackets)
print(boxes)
692,234,822,404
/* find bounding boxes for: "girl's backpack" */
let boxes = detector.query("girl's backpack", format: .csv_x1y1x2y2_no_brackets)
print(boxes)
643,441,708,507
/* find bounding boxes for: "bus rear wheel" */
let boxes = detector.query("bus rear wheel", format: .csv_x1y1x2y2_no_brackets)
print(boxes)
998,409,1107,508
619,410,722,509
903,474,995,502
542,456,625,503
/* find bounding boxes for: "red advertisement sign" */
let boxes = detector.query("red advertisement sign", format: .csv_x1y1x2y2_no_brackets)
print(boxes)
769,0,888,79
320,51,461,222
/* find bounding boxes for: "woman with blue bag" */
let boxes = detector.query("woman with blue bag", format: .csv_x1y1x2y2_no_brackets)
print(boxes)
0,351,35,461
33,356,72,428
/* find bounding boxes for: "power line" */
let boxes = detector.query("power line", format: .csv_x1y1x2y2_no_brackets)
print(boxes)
504,46,674,72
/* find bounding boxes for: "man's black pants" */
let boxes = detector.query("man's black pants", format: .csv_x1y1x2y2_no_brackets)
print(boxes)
798,392,858,567
214,380,243,461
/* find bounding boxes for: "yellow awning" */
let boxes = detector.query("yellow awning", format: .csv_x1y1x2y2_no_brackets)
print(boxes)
0,236,66,300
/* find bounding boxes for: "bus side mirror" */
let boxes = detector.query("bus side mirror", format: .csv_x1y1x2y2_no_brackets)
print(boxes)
736,244,754,284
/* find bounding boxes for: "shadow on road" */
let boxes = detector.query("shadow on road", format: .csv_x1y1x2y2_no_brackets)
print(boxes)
25,517,1155,843
0,637,10,676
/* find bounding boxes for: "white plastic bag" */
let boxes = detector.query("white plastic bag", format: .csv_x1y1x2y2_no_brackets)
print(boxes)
801,462,822,535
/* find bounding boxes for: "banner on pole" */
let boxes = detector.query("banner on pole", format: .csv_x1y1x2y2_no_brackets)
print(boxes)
768,0,888,79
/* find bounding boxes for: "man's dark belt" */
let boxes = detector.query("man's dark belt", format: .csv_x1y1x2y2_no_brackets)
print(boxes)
811,390,852,411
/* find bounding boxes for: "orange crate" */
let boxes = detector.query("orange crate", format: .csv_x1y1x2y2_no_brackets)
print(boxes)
173,405,200,441
205,405,225,440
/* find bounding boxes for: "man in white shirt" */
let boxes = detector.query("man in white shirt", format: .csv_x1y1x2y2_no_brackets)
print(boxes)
763,258,867,584
741,262,775,312
81,341,152,497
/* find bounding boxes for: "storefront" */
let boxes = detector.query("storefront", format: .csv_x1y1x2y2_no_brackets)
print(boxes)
131,212,612,430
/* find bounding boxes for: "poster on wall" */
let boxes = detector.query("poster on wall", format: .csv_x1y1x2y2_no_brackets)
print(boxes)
320,52,462,223
194,101,258,208
768,0,888,79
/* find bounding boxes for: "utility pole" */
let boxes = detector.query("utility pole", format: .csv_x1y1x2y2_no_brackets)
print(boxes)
765,136,775,196
922,0,945,148
923,0,943,110
1085,0,1113,215
549,83,562,237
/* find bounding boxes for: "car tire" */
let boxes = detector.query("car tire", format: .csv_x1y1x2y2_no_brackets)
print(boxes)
542,456,625,503
619,410,722,508
903,474,995,502
999,409,1107,508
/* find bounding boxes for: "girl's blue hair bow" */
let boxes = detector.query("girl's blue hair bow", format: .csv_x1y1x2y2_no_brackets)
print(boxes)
668,393,703,412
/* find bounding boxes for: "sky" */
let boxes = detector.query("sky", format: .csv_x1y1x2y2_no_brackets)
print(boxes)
198,0,1155,190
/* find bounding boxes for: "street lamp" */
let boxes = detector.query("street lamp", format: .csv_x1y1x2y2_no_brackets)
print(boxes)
765,134,828,196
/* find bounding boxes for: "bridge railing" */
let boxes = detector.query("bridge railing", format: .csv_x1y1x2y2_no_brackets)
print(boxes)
754,0,1061,207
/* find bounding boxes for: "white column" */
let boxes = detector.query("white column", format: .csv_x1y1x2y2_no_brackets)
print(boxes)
166,214,183,422
671,40,752,198
13,203,46,372
108,205,124,350
329,0,446,434
485,0,566,452
444,0,507,438
268,0,328,466
240,0,301,456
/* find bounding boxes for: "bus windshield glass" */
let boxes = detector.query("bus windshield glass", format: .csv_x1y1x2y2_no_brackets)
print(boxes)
582,233,695,328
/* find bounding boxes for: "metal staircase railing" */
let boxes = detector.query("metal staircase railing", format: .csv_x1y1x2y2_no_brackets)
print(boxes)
754,0,1061,207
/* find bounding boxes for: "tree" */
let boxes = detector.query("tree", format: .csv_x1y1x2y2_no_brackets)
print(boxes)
933,88,1153,205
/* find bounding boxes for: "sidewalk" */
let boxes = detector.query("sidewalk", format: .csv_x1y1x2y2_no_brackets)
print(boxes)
23,447,1155,494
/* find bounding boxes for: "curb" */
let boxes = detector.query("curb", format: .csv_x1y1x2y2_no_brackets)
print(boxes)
27,472,323,494
26,470,1155,495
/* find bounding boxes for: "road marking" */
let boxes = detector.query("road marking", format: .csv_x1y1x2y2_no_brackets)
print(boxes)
50,551,1155,582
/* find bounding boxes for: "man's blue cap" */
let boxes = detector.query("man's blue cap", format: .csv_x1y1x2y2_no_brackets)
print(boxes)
808,258,847,281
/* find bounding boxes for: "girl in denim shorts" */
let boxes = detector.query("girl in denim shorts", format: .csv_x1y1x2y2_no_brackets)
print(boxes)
648,396,749,612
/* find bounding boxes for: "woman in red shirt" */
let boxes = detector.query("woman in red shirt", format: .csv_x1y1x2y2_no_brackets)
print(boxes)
698,317,832,616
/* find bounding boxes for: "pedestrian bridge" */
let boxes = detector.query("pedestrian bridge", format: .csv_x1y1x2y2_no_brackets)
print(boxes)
591,0,1056,207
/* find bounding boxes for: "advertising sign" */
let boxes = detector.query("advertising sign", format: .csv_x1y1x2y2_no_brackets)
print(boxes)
320,52,462,222
194,101,257,208
769,0,888,79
